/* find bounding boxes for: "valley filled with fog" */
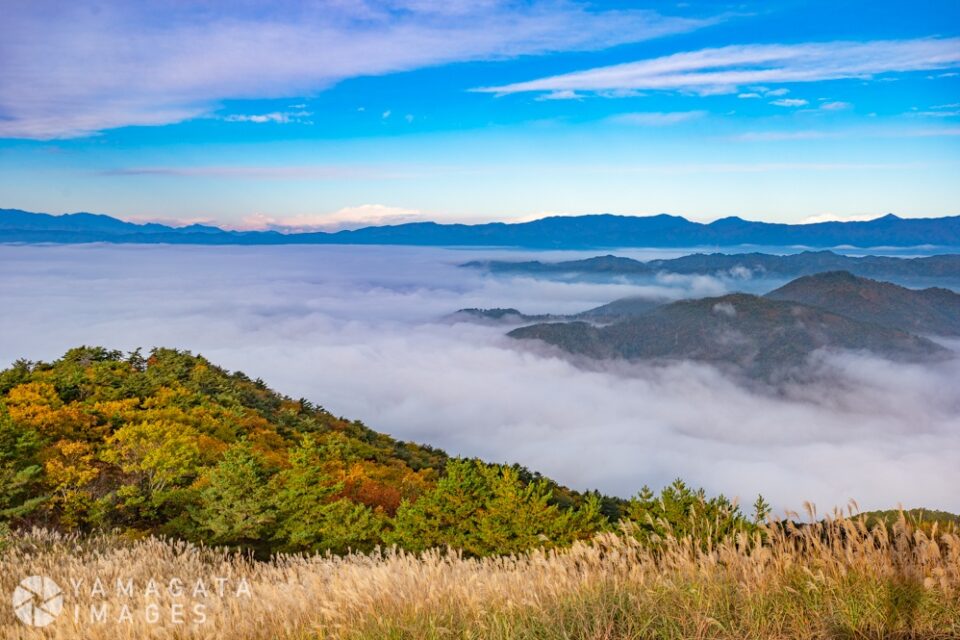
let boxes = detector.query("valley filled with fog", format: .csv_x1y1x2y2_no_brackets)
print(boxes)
2,243,958,514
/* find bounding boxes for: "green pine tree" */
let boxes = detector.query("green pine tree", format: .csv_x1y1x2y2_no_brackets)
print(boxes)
195,441,275,547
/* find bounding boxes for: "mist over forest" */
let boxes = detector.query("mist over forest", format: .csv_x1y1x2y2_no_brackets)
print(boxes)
3,243,957,514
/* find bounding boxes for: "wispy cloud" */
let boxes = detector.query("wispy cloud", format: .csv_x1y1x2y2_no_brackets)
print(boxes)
98,165,408,180
730,126,960,142
0,1,717,139
770,98,809,107
820,101,852,110
732,130,834,142
222,110,313,124
911,109,960,117
535,90,585,101
576,162,919,175
608,110,707,126
477,37,960,97
800,212,894,223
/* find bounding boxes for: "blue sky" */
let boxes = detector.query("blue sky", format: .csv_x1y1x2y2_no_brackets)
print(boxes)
1,0,958,229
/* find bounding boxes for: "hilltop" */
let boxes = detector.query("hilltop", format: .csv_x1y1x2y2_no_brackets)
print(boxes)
0,347,616,557
508,277,949,378
766,270,960,336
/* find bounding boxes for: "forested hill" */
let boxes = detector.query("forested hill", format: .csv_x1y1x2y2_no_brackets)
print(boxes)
464,250,960,279
3,347,741,557
4,208,960,248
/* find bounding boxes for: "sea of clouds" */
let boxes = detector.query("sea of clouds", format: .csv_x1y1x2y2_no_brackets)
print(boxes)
2,243,958,515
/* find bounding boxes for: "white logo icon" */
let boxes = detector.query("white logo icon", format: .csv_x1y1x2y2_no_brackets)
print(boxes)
12,575,64,627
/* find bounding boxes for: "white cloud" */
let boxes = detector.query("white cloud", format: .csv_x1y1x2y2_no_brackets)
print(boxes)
770,98,809,107
732,130,833,142
608,110,707,125
98,165,407,180
477,37,960,97
237,204,426,232
913,110,960,118
800,212,892,223
737,92,762,99
880,127,960,137
222,110,313,124
765,87,790,96
535,90,585,101
234,204,425,233
820,101,852,110
731,126,960,142
0,1,716,139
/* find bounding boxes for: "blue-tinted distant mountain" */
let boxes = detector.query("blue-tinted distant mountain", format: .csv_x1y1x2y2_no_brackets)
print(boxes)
466,250,960,280
3,208,960,248
0,208,269,243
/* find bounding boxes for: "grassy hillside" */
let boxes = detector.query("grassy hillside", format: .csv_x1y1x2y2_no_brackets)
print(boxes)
2,512,959,639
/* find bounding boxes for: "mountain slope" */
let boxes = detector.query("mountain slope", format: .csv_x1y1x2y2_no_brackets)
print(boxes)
0,347,606,556
5,208,960,248
765,271,960,336
508,293,946,378
575,296,668,320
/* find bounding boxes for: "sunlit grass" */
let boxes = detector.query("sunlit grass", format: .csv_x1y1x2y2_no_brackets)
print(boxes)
2,510,958,639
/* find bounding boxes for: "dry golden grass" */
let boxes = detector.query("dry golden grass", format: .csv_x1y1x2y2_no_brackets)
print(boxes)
2,509,959,639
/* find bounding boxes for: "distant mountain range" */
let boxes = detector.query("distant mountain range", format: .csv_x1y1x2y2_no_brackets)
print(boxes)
505,272,958,379
4,208,960,248
466,250,960,280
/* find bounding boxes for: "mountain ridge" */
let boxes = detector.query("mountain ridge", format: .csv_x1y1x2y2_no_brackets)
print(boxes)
765,271,960,336
466,250,960,279
506,273,953,379
4,208,960,248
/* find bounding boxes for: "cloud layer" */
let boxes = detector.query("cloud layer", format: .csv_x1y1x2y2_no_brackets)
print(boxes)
1,244,957,516
0,1,711,139
479,37,960,97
